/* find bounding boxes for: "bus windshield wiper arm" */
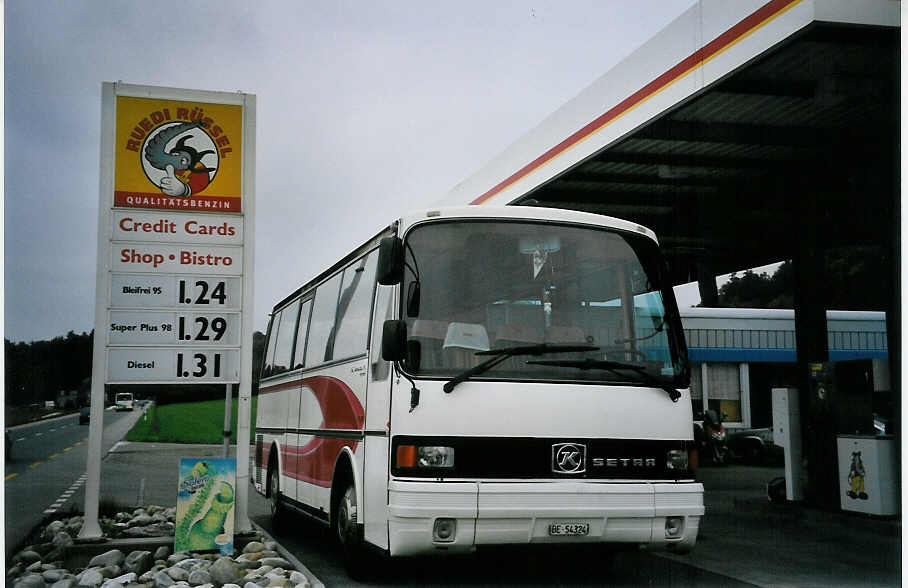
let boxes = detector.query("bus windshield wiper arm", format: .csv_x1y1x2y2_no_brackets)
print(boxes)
525,358,682,402
443,344,599,394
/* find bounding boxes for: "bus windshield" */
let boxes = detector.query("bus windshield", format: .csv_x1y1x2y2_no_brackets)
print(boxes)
401,220,689,387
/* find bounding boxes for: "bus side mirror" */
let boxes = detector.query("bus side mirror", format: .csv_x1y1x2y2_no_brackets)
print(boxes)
377,237,404,285
382,319,407,361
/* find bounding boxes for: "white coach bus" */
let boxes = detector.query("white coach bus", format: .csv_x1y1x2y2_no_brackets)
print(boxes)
254,206,702,566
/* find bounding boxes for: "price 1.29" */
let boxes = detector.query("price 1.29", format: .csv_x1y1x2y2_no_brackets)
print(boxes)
177,316,227,341
176,352,222,378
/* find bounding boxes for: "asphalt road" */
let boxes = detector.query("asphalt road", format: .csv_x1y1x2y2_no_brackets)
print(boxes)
247,493,757,587
4,407,143,554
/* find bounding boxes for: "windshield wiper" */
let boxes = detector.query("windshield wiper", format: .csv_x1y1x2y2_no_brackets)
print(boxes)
525,358,682,402
443,344,599,393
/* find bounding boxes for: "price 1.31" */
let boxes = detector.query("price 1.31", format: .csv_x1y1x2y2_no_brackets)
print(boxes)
176,351,223,378
107,348,239,383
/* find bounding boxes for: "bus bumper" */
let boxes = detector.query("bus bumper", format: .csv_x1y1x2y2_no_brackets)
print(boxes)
387,480,703,557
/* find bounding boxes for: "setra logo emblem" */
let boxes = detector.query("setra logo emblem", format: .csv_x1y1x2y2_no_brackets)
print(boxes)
552,443,586,474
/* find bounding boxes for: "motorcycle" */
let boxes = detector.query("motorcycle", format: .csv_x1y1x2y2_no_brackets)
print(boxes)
694,409,730,465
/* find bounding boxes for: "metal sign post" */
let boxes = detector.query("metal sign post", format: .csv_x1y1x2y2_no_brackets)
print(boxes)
82,83,255,538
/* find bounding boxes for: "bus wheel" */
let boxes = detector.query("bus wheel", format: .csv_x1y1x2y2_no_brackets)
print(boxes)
269,461,285,533
335,482,365,570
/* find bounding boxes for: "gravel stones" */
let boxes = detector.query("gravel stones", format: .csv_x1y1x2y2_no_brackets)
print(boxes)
241,542,265,555
208,557,241,586
166,565,191,581
41,568,69,583
16,550,42,565
78,567,107,586
88,549,126,568
7,506,312,588
154,570,177,588
167,552,191,566
13,574,46,588
188,569,213,585
124,550,154,575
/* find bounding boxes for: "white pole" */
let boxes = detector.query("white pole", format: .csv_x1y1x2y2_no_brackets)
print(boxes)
80,82,116,539
234,92,257,533
223,384,233,459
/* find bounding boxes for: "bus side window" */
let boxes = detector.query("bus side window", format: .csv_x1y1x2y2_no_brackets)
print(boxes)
370,280,393,382
306,272,343,367
331,251,378,361
262,313,280,378
272,300,301,375
292,299,313,370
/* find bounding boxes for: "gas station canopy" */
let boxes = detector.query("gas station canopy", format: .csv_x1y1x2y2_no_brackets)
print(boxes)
445,0,899,292
520,22,898,288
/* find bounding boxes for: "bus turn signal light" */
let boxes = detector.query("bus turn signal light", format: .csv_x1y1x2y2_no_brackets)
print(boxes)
396,445,417,468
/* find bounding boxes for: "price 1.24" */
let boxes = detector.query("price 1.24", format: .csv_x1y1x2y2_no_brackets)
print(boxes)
178,279,227,305
176,352,222,378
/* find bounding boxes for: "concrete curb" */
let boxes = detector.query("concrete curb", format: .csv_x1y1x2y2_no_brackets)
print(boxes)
251,521,325,588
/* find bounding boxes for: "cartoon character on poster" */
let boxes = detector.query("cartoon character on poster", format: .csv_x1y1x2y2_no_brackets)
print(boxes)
142,121,218,197
175,458,236,554
846,451,868,500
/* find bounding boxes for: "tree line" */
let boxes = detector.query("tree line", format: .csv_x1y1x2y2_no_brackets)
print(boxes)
5,331,266,407
715,247,890,311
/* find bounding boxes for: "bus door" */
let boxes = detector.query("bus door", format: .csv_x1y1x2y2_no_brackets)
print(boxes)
362,279,395,549
290,298,313,505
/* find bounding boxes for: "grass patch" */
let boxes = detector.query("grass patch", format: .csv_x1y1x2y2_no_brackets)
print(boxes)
126,396,257,444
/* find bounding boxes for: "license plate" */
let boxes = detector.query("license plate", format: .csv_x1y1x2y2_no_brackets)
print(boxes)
548,523,589,536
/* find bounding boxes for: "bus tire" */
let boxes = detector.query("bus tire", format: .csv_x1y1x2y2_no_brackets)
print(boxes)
335,480,366,573
268,454,286,534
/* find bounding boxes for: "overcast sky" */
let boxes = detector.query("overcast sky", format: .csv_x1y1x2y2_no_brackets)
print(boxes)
5,0,700,342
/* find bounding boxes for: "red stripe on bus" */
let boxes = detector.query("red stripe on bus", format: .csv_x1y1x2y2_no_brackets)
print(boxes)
260,375,365,488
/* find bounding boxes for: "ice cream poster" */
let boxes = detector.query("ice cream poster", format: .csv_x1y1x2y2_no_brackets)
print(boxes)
175,458,236,554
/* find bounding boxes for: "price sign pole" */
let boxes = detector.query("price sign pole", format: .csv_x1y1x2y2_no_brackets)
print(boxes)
82,83,255,538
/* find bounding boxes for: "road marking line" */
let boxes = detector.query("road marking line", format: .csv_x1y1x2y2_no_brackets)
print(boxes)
74,441,82,446
44,509,57,514
5,473,17,480
49,453,60,459
35,433,43,437
29,461,43,469
17,437,25,441
50,428,56,432
63,447,73,452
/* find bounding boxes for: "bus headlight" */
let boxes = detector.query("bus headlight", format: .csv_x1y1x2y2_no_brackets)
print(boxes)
396,445,455,469
666,449,689,470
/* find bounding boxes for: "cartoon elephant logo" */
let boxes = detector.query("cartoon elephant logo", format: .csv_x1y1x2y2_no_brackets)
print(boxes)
847,451,868,500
